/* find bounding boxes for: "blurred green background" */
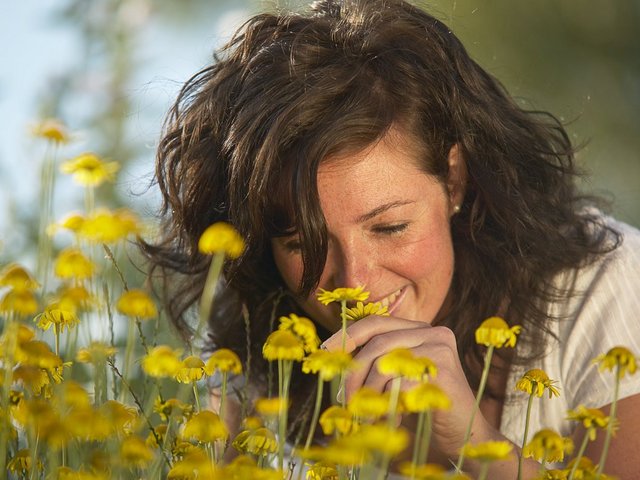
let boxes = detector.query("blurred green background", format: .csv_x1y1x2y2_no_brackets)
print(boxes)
1,0,638,265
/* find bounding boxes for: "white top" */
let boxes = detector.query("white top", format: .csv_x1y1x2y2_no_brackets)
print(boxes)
500,217,640,454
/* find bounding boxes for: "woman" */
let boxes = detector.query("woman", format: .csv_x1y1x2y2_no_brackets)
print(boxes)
144,0,640,477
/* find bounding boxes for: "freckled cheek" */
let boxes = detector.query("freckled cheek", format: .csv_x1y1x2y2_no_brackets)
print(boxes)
272,249,304,292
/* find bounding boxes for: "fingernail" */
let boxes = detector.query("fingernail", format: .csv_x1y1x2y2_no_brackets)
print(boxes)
321,331,356,353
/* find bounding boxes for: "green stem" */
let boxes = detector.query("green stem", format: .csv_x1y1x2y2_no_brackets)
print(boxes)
455,345,494,472
219,372,228,423
567,430,592,480
411,410,426,477
193,383,202,412
517,393,535,480
386,377,402,429
119,318,136,402
196,253,225,351
477,462,490,480
304,376,325,451
596,365,620,478
419,411,433,466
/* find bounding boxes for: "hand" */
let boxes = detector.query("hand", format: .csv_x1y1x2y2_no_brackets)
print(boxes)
321,315,494,460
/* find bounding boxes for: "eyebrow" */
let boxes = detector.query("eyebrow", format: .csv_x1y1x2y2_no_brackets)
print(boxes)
355,200,414,223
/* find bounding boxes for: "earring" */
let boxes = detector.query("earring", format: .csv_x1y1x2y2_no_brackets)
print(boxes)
453,204,461,214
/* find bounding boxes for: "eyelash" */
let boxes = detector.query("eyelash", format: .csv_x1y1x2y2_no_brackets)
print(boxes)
372,223,408,235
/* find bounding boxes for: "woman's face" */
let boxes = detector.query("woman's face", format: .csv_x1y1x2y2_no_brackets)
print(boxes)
271,131,464,333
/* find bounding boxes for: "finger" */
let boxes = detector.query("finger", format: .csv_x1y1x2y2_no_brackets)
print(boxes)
321,315,428,352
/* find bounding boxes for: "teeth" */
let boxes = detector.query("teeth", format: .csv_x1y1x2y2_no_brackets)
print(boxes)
380,289,401,307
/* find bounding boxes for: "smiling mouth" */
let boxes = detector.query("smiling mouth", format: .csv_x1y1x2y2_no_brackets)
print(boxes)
377,287,405,313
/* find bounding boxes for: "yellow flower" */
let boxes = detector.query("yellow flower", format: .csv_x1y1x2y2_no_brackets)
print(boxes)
15,340,62,370
57,466,108,480
182,410,228,443
54,247,96,280
31,118,71,144
515,369,560,398
142,345,182,378
78,208,141,243
174,356,208,383
522,428,573,463
59,212,86,233
241,416,263,430
0,263,39,291
34,302,80,333
65,406,111,441
302,350,356,381
167,448,216,480
398,462,448,480
319,406,356,436
146,424,168,448
307,461,339,480
279,313,320,353
61,152,119,187
220,455,282,479
8,448,41,475
198,222,245,258
460,440,513,462
255,397,286,418
474,316,521,348
100,400,137,435
154,397,193,422
566,406,612,440
565,457,597,478
76,342,117,364
12,366,52,397
377,348,437,381
120,435,154,468
55,380,92,409
205,348,243,375
116,288,158,319
262,329,305,361
402,382,451,412
344,301,389,322
57,284,93,312
316,286,369,305
343,423,409,456
302,442,369,467
232,427,278,455
0,289,39,316
594,346,637,379
347,387,390,420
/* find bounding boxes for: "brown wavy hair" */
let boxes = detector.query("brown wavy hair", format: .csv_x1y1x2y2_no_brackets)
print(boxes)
142,0,619,427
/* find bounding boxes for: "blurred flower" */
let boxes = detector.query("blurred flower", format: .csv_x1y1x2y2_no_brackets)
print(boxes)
182,410,228,443
306,461,338,480
319,406,356,436
344,301,388,322
34,302,80,333
120,435,154,468
317,286,369,305
460,440,513,462
175,356,208,383
220,455,283,479
15,340,62,370
154,397,193,422
76,342,117,364
0,289,39,316
60,152,119,187
167,448,215,480
0,263,39,291
594,346,637,379
232,427,278,455
54,248,95,280
347,387,390,420
402,382,451,412
343,423,409,456
12,365,52,397
255,397,286,418
515,369,560,398
522,428,573,463
8,448,41,476
65,406,111,441
262,329,305,361
57,284,93,312
116,289,157,319
198,222,245,258
31,118,71,144
475,316,521,348
142,346,182,378
302,350,356,381
278,313,320,353
55,380,92,409
377,348,437,381
100,400,137,436
398,462,448,480
58,212,86,233
205,348,243,375
566,406,612,440
146,424,168,449
56,466,108,480
302,442,369,467
565,457,597,478
78,208,141,243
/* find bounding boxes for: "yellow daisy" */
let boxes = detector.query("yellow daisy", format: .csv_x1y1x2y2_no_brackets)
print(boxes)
34,303,80,333
142,346,182,378
120,435,154,468
319,406,356,436
302,350,356,382
594,346,637,379
402,382,451,412
515,369,560,398
205,348,243,375
460,440,513,462
398,462,448,480
522,428,573,463
31,118,71,144
262,329,305,362
255,397,287,418
198,222,245,258
343,423,409,457
76,342,117,364
347,387,390,420
474,316,521,348
174,356,208,383
343,301,389,322
0,263,39,291
54,247,95,280
232,427,278,456
116,289,158,319
182,410,228,443
278,313,320,353
377,348,437,381
566,406,612,440
60,152,119,187
316,286,369,305
306,461,339,480
0,289,39,316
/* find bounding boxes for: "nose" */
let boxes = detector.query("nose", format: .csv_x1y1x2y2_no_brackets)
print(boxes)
324,233,374,290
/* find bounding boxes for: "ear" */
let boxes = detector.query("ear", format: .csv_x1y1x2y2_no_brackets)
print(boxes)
446,144,467,215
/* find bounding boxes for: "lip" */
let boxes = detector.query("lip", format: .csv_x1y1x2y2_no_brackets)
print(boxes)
374,287,406,315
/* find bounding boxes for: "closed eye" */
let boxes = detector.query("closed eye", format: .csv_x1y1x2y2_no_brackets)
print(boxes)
372,223,408,235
